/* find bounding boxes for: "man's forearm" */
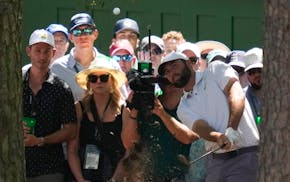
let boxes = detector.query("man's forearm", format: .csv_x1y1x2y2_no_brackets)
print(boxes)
41,123,76,145
192,119,220,142
227,81,245,130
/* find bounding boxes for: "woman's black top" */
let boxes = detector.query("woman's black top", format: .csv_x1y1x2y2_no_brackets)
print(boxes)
78,102,125,182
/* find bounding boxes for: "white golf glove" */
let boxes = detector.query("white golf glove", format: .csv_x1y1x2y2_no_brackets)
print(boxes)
225,127,241,148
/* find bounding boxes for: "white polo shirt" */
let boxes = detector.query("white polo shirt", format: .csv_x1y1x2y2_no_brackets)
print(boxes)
177,61,259,152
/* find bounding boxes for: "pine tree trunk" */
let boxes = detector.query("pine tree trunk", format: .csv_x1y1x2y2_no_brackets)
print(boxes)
258,0,290,181
0,0,26,181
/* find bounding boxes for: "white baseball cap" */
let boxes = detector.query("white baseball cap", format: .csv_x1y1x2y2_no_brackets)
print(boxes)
244,47,263,72
176,42,201,58
228,50,246,68
206,49,228,63
158,51,188,75
29,29,55,47
141,35,164,51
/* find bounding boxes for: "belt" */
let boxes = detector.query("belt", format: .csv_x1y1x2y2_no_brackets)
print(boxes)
212,146,258,160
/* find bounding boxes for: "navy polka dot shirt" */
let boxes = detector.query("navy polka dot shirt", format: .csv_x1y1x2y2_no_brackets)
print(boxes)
23,69,76,177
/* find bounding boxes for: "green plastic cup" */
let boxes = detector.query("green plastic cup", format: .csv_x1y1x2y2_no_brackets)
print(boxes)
22,117,36,134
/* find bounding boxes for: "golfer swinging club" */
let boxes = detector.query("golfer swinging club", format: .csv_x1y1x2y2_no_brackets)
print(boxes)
158,51,259,182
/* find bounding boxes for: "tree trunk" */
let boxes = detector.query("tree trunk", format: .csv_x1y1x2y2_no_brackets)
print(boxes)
0,0,26,181
259,0,290,181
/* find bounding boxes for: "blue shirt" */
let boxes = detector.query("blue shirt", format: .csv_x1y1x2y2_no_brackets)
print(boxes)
245,85,260,119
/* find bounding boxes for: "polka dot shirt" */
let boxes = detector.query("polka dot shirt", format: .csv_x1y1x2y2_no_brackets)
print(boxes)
23,69,76,177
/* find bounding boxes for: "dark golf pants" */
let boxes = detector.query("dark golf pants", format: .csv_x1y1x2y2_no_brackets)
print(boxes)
205,146,258,182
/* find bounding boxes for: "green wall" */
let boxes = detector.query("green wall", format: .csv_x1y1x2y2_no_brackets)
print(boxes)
22,0,263,64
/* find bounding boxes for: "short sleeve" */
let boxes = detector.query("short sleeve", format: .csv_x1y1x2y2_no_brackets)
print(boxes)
207,61,238,90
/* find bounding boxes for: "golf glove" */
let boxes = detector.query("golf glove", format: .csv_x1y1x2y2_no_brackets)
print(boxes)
225,127,241,147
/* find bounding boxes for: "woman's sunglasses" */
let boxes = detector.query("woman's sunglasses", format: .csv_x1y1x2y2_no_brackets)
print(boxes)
87,74,110,83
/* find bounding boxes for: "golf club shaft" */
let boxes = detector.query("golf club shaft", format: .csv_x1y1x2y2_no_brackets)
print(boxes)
189,145,223,164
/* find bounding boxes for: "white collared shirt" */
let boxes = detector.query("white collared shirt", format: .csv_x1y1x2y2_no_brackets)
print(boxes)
177,61,259,152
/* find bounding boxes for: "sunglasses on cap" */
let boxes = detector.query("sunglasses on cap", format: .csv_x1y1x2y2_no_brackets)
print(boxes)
71,27,94,37
188,56,199,64
87,74,110,83
247,68,262,76
112,54,133,62
201,53,208,60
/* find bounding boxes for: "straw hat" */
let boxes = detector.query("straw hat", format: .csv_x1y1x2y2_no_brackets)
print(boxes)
196,40,231,53
75,59,127,90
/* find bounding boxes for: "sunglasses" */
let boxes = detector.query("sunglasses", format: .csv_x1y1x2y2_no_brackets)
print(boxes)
247,68,262,76
87,74,110,83
201,53,208,60
112,54,133,62
188,56,199,64
71,28,94,37
151,48,163,55
144,47,163,55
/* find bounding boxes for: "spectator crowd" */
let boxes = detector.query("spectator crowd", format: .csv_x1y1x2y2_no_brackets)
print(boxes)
22,12,263,182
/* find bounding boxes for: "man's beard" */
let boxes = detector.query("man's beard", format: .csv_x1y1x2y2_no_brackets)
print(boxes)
251,83,262,90
173,66,191,88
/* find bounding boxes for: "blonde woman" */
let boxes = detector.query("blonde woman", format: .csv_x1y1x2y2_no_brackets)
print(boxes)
67,60,139,182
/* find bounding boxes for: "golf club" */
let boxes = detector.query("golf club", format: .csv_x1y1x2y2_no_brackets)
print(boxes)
178,144,226,166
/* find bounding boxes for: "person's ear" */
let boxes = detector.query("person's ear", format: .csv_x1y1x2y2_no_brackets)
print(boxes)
26,46,31,57
93,29,99,40
68,33,74,43
52,48,56,57
131,56,137,66
135,39,140,51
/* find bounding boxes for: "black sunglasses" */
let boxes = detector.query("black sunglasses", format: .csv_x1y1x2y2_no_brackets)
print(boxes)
71,27,94,37
201,53,208,60
188,56,199,64
144,47,163,55
151,48,163,55
87,74,110,83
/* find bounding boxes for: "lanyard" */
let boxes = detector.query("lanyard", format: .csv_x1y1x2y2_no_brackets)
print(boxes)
90,97,112,140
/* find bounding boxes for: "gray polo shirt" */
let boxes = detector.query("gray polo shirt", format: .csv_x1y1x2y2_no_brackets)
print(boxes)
51,47,124,101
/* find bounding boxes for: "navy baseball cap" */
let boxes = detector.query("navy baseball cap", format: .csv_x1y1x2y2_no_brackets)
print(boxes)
46,24,68,39
69,13,96,31
114,18,139,36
